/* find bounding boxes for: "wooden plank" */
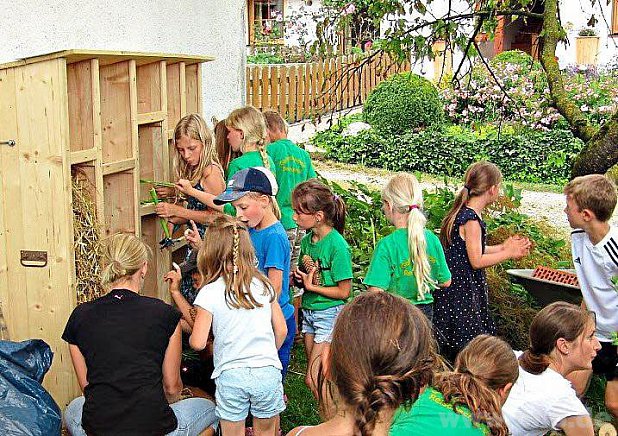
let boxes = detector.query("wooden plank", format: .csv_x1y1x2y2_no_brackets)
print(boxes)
67,60,94,152
0,67,19,342
0,49,214,70
100,61,132,163
70,148,98,164
270,65,280,113
246,65,251,106
137,111,166,125
90,58,105,227
278,66,287,119
140,203,156,216
304,62,311,117
166,63,182,128
185,63,200,114
11,59,77,407
137,62,162,113
296,64,305,121
129,60,140,236
288,65,297,122
251,66,260,110
179,62,187,116
102,157,136,175
138,126,160,203
103,172,137,235
261,65,270,112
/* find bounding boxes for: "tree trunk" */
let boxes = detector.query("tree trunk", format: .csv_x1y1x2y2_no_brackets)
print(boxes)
571,113,618,177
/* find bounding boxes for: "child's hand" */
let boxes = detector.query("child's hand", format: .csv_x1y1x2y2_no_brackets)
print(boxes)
164,263,182,294
155,202,181,220
292,268,305,289
155,186,176,198
176,179,193,195
504,235,532,260
296,267,317,291
185,220,203,250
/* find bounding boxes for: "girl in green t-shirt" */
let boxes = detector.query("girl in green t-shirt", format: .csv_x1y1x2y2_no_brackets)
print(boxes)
389,335,519,436
288,292,438,436
364,172,451,321
291,179,353,398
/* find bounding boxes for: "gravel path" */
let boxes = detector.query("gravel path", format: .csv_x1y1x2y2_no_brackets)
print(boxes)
314,161,618,235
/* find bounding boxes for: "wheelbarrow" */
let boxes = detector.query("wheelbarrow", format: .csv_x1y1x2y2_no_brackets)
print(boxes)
506,269,582,307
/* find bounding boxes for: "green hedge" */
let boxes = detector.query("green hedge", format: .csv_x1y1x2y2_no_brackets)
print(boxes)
315,123,584,184
363,72,444,134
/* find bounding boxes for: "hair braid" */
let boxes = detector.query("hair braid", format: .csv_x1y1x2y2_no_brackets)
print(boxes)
257,139,270,170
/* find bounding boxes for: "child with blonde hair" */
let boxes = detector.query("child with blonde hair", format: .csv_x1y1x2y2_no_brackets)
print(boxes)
156,113,226,302
364,172,451,320
189,215,287,436
177,106,275,216
213,167,296,380
291,179,353,398
435,161,531,360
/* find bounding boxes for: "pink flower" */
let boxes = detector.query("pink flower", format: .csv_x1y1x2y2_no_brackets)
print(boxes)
342,2,356,15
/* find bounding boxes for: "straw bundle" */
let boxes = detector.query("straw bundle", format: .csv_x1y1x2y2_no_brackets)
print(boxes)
72,172,104,304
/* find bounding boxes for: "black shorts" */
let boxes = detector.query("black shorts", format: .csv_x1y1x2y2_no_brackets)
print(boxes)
592,341,618,380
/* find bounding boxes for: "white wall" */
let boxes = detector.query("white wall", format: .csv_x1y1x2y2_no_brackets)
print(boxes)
558,1,618,67
0,0,246,121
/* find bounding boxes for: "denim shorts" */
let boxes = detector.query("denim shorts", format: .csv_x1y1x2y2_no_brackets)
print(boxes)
214,366,285,422
301,304,344,343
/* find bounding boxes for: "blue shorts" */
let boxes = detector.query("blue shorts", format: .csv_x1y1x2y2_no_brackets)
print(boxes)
214,366,285,422
301,305,343,343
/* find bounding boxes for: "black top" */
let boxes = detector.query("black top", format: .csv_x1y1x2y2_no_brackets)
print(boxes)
62,289,181,436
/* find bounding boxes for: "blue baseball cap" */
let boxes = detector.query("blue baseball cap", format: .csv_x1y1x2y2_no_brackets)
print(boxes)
214,166,278,205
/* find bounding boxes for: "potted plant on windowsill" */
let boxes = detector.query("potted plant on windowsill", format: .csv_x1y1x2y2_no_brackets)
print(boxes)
575,28,600,65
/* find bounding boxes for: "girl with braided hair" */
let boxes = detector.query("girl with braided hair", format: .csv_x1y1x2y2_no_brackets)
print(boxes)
390,334,518,436
189,215,288,436
365,172,452,321
288,292,438,436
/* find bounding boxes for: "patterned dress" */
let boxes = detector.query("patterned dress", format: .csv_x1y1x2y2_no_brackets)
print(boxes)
433,206,496,360
180,181,207,303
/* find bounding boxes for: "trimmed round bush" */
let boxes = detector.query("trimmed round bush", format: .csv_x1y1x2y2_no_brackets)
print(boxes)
363,72,444,134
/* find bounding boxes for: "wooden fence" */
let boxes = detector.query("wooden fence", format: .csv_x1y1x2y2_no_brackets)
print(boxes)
246,54,411,123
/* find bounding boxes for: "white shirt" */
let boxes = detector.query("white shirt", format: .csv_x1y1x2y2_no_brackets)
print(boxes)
193,276,282,379
503,352,589,436
571,227,618,342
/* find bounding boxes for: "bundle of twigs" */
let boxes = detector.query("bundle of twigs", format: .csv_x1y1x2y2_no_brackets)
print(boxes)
72,171,104,304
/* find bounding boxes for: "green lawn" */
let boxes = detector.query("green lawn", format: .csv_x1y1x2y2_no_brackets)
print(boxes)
281,342,320,433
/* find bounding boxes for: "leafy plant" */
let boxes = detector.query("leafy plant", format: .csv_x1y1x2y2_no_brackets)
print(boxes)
363,72,444,134
247,52,285,64
578,27,598,37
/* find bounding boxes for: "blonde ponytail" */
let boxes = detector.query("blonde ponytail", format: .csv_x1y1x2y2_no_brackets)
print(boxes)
406,208,436,300
101,233,150,287
382,173,436,300
225,106,268,159
257,139,271,171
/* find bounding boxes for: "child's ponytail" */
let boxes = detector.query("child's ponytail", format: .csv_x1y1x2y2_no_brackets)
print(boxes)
225,105,268,158
257,138,271,171
434,335,518,436
382,173,435,300
332,193,346,234
440,161,502,248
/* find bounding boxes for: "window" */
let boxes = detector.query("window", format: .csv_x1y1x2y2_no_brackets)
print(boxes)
248,0,286,46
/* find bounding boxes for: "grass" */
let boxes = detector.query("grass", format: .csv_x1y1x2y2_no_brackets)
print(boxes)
281,342,320,433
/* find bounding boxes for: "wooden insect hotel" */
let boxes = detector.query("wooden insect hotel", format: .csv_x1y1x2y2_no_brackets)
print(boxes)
0,49,212,407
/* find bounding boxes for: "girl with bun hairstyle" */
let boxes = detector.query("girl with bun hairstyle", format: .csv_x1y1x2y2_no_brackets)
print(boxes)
288,291,438,436
502,301,601,436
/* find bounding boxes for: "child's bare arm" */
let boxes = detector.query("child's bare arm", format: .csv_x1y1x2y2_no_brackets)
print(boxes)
463,220,530,269
189,307,213,351
164,265,195,330
271,300,288,349
296,267,351,299
267,268,283,297
176,180,224,213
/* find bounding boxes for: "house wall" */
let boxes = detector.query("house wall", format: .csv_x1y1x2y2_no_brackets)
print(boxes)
1,0,246,121
558,1,618,67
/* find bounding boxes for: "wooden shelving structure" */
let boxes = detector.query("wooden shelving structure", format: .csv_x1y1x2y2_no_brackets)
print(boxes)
0,49,212,408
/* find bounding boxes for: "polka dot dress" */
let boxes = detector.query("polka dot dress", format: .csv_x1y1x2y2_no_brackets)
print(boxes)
433,206,496,359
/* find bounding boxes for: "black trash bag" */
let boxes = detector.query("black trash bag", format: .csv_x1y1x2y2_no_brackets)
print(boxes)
0,339,62,435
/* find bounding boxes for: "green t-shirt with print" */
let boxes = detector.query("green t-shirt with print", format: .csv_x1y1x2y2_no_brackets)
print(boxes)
266,139,316,230
299,229,353,310
223,151,277,216
364,228,451,304
389,387,489,436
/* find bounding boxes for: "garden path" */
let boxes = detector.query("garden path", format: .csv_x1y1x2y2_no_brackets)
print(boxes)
313,160,618,236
